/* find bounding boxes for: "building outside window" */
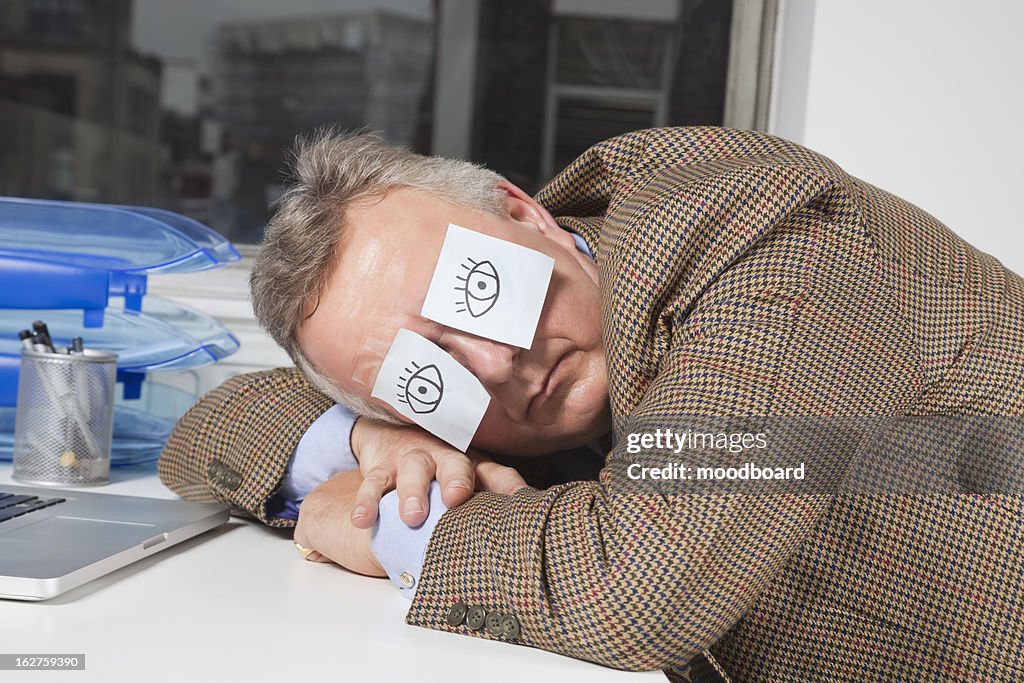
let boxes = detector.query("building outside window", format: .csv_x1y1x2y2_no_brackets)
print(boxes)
0,0,757,245
27,0,84,38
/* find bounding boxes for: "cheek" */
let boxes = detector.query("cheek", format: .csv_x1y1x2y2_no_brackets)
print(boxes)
569,362,609,416
543,270,596,332
557,285,602,346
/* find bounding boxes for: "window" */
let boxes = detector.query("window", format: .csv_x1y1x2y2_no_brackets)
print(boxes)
0,0,767,245
542,14,679,177
128,85,155,136
27,0,83,38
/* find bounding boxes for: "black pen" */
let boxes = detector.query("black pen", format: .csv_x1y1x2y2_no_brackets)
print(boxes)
32,320,56,353
18,330,34,352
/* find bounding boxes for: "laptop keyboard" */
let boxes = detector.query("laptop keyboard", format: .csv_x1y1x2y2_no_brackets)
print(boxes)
0,491,66,523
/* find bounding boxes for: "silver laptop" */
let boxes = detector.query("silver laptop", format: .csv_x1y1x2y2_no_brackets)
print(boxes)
0,483,228,600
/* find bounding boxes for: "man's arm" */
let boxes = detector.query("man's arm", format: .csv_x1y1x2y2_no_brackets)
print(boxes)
406,351,900,671
405,366,833,670
158,367,335,526
158,367,526,537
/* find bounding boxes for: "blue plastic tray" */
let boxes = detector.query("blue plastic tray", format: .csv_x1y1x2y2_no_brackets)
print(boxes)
0,197,240,325
0,296,239,406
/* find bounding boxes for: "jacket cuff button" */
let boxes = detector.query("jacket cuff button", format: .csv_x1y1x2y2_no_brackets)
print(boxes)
466,605,486,630
500,614,520,640
446,603,468,626
485,611,503,636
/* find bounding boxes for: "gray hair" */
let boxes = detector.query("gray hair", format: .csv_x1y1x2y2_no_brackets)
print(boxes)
250,129,506,422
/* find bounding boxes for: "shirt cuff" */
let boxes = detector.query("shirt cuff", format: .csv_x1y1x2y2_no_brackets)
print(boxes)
570,230,594,259
371,481,448,599
277,404,359,502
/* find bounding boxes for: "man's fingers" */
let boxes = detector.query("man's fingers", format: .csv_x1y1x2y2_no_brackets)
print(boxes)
350,465,394,529
395,449,436,526
434,451,476,508
294,514,331,563
473,458,528,495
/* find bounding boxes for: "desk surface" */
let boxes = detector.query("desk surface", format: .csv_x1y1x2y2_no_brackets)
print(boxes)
0,463,660,683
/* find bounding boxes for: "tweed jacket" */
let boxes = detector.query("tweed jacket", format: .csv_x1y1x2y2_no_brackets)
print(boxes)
158,127,1024,681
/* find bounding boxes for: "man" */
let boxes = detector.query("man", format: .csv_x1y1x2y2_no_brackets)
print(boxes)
159,127,1024,681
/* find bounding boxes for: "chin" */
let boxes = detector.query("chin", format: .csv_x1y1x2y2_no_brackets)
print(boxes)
474,410,609,457
473,377,611,456
472,422,562,457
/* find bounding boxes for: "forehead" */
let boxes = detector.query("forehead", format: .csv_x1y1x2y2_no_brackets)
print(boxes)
296,188,480,398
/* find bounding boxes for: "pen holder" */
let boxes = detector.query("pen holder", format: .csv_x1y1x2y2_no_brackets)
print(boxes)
13,348,117,487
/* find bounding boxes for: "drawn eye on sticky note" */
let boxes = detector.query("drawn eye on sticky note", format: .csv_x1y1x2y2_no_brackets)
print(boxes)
422,224,554,348
371,328,490,451
455,257,500,317
397,361,444,414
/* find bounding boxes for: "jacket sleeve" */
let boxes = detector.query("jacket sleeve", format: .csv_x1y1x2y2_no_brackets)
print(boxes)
157,367,336,527
404,359,834,671
406,376,899,672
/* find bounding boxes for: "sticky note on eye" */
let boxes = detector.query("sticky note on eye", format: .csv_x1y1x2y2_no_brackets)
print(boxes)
370,328,491,451
421,224,555,349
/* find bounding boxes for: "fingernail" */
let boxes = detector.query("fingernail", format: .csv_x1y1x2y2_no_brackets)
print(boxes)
403,497,423,515
352,505,367,520
447,479,470,490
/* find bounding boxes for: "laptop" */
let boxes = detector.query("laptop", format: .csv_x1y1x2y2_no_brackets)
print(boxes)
0,483,229,600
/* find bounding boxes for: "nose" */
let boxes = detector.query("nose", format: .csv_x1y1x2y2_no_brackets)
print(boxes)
441,329,519,385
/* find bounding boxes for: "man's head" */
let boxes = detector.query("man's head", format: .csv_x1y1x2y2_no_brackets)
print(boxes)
251,131,610,455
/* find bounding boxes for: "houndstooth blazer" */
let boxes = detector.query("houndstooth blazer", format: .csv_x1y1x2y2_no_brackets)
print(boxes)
159,127,1024,681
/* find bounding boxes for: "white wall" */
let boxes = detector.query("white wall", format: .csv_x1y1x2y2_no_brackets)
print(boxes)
770,0,1024,276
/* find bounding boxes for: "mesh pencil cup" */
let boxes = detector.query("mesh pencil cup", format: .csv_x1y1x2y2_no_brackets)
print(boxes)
13,348,118,487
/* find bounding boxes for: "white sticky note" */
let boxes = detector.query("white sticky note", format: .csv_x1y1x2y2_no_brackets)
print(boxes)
421,223,555,349
370,328,491,451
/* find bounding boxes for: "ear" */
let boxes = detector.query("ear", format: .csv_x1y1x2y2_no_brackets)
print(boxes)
497,179,577,251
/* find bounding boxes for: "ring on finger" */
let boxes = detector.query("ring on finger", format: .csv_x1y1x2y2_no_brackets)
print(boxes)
294,541,316,560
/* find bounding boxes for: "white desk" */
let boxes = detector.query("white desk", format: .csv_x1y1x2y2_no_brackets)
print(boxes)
0,463,660,683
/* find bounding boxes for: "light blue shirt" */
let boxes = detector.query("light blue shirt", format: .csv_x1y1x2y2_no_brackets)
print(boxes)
276,231,594,596
276,404,359,500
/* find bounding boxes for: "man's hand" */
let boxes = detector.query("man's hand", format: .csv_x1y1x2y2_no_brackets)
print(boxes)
293,469,386,576
349,418,527,528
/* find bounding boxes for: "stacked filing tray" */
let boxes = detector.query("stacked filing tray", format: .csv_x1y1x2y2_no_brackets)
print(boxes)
0,197,241,467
